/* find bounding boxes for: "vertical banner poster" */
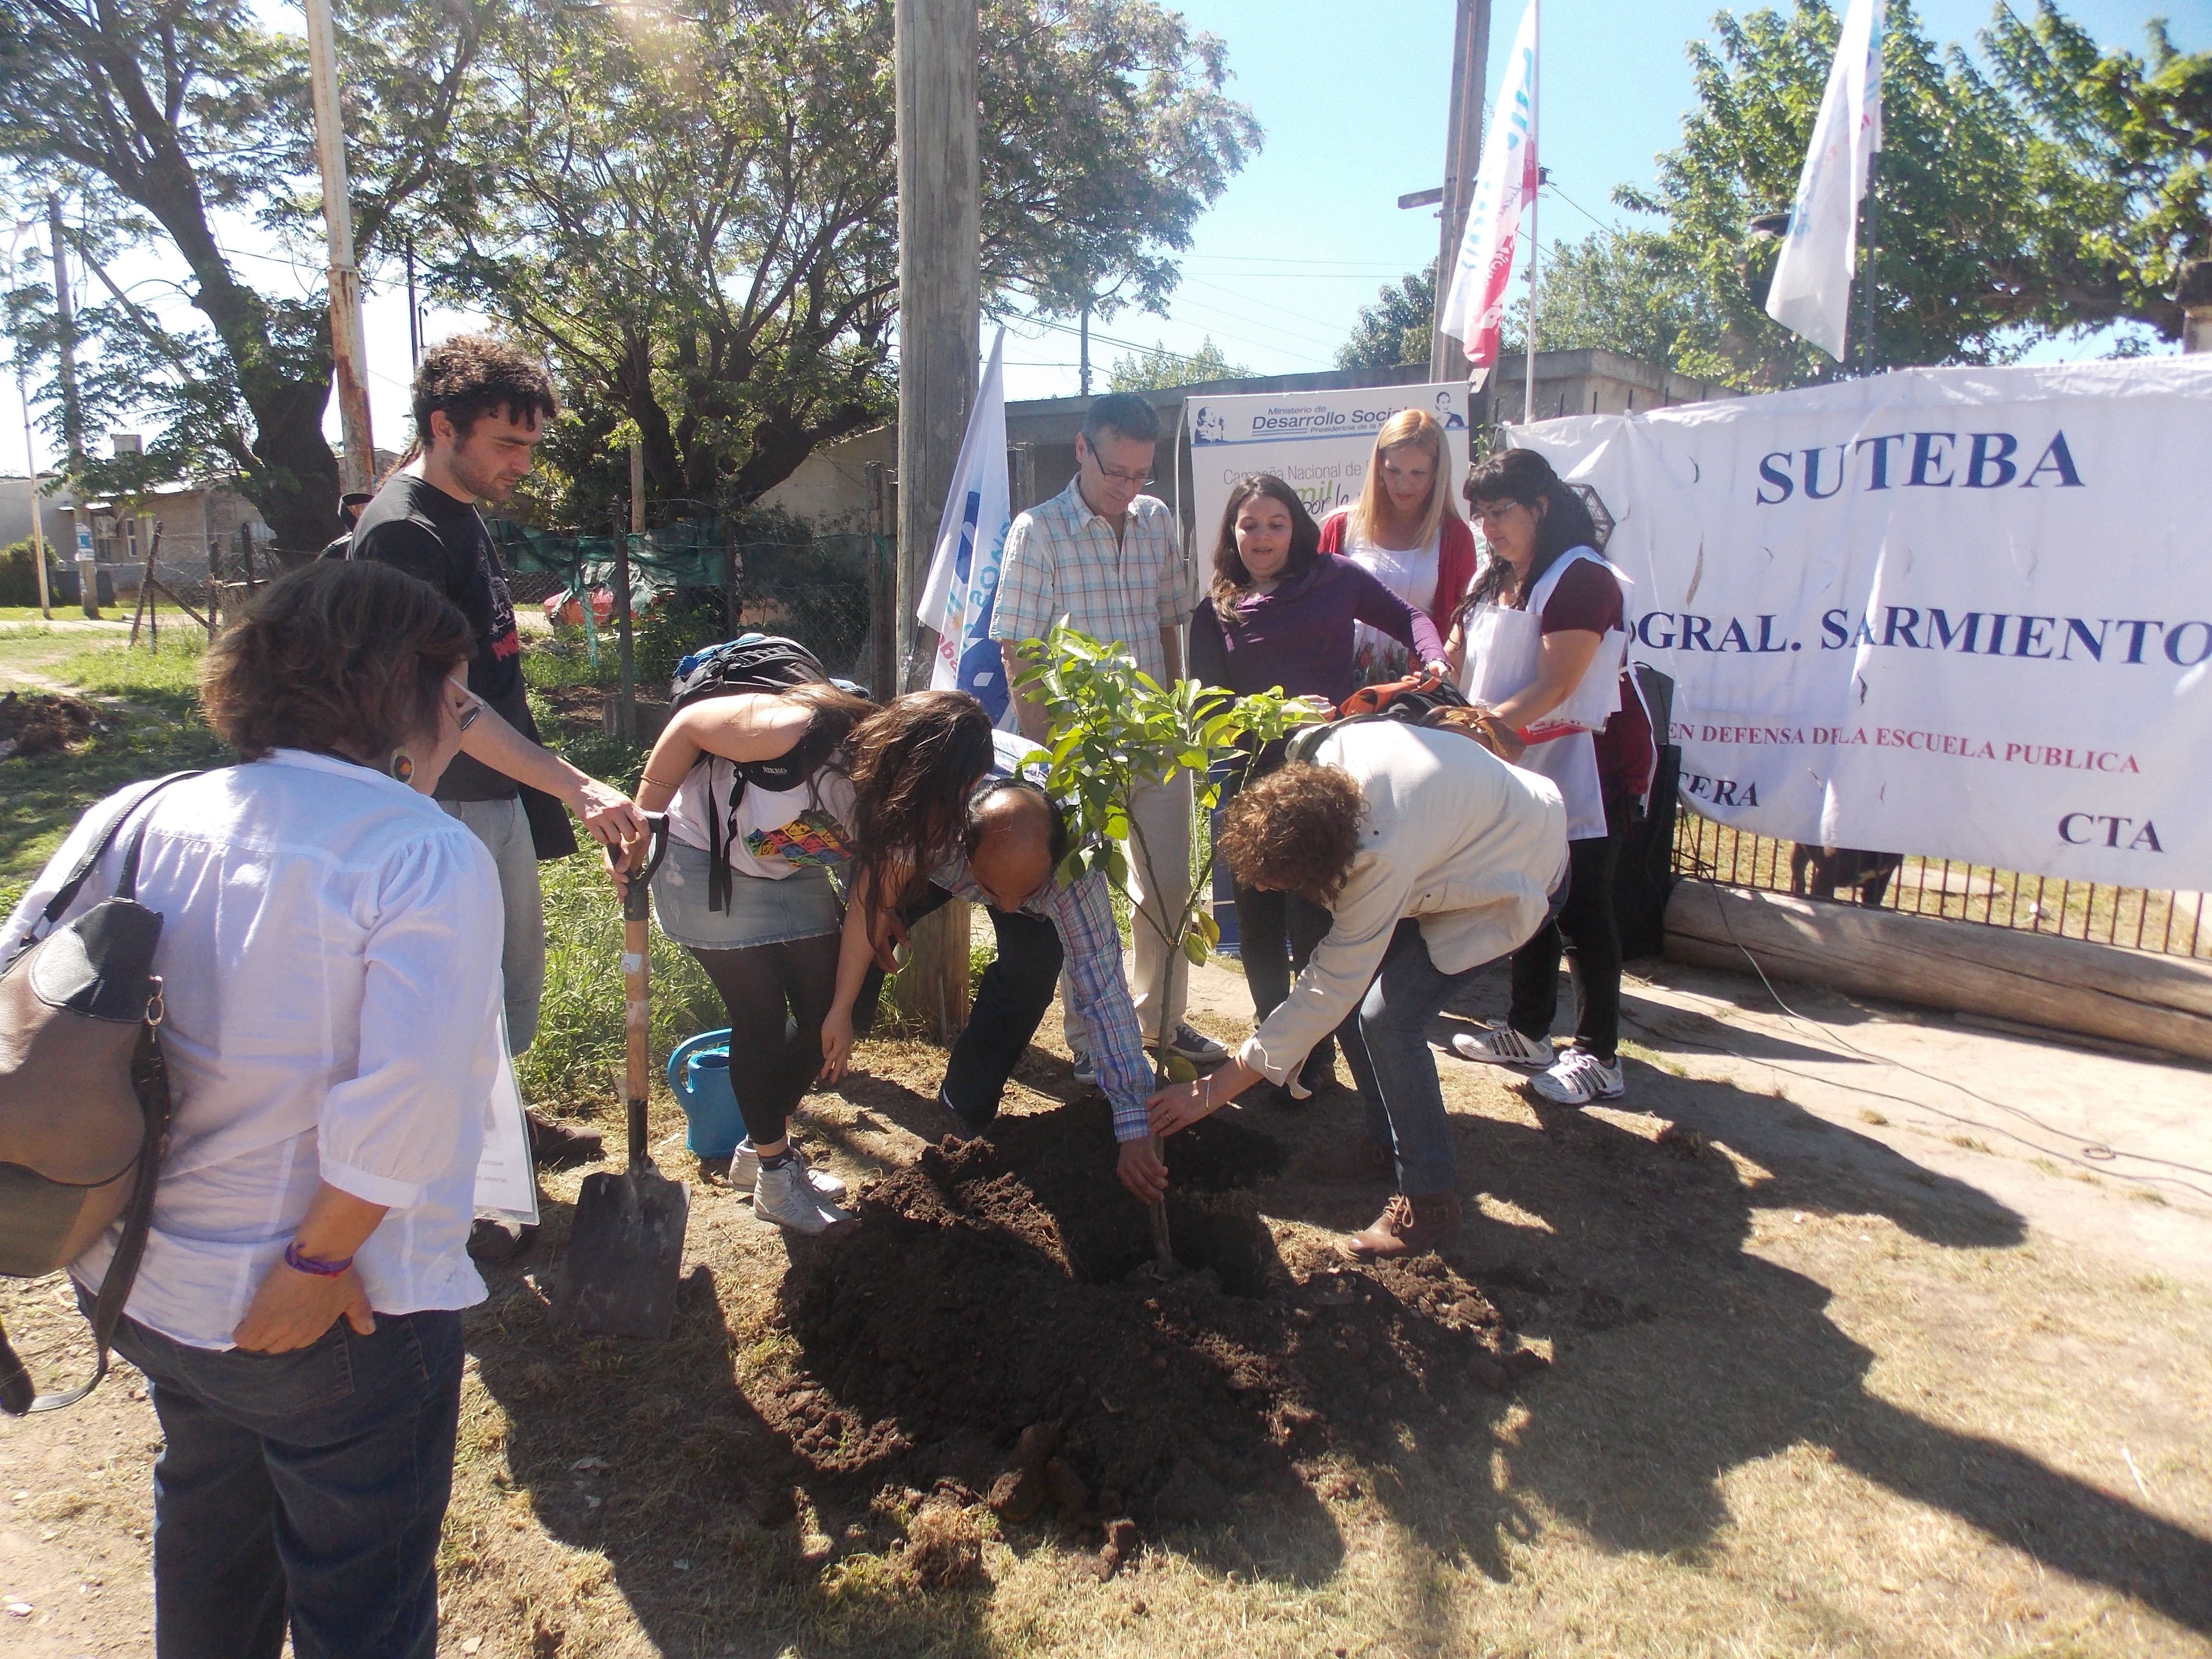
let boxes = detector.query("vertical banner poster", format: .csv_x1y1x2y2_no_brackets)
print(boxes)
1508,359,2212,890
1187,382,1476,554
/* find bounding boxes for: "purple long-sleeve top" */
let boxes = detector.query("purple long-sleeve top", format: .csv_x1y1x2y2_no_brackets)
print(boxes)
1188,553,1446,706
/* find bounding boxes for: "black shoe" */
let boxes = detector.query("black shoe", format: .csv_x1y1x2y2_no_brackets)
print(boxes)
940,1087,997,1140
468,1219,539,1263
526,1109,603,1170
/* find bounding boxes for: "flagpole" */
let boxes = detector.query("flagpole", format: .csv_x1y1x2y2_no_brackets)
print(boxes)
1522,0,1539,424
1858,148,1878,376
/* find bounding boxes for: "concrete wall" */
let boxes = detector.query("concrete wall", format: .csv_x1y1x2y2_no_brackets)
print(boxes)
0,475,76,554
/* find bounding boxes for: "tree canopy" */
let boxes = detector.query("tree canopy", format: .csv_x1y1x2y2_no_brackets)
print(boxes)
0,0,490,552
1107,336,1249,391
425,0,1257,523
0,0,1255,539
1335,266,1435,371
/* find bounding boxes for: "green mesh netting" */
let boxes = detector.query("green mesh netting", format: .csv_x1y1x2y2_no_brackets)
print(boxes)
489,518,887,682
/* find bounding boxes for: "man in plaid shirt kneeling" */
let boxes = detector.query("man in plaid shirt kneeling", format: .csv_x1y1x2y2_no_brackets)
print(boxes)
821,734,1171,1202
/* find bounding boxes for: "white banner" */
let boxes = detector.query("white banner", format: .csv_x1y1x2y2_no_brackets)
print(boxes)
1187,381,1475,557
918,329,1016,723
1510,359,2212,889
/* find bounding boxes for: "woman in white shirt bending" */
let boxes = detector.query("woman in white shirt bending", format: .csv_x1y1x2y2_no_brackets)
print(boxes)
1316,407,1474,684
0,560,503,1659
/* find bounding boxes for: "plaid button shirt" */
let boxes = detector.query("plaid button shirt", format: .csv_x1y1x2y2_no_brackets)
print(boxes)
990,474,1190,685
927,853,1154,1144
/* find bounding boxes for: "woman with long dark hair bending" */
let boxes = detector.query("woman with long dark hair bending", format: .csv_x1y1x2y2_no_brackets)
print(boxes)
1446,447,1654,1106
1190,473,1445,1099
619,685,993,1232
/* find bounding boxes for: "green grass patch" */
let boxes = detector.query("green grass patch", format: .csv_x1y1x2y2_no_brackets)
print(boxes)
2,636,230,884
51,631,211,716
520,852,726,1111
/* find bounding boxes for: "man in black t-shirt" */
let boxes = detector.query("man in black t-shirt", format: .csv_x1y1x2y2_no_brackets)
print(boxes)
353,338,643,1237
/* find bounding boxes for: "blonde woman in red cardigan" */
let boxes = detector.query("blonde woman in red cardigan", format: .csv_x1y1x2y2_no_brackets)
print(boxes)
1317,408,1477,684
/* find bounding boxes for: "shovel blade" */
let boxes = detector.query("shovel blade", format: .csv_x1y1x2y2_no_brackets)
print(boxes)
549,1165,690,1340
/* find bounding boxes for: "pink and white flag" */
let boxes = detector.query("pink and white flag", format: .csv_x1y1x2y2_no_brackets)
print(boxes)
1439,0,1539,388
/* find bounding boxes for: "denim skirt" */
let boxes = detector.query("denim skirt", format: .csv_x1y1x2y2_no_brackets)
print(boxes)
651,837,842,950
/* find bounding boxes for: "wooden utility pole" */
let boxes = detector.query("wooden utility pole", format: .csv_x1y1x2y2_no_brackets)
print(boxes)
610,501,637,741
1429,0,1492,381
892,0,980,1042
47,197,97,617
304,0,375,496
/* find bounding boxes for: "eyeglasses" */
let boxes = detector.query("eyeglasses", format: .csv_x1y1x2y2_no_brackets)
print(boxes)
448,676,485,732
1467,502,1522,526
1085,452,1155,489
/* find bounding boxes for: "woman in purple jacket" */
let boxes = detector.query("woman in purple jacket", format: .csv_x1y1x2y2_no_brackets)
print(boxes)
1190,473,1446,1102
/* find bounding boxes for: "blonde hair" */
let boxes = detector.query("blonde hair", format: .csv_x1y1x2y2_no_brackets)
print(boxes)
1346,408,1458,550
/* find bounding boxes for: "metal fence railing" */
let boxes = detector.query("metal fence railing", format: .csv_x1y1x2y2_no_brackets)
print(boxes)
1672,814,2210,962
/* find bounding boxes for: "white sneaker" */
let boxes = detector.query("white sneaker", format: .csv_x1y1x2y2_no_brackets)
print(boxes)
1450,1024,1556,1070
752,1159,852,1233
1531,1049,1625,1105
732,1139,846,1201
1163,1022,1228,1063
1070,1050,1097,1087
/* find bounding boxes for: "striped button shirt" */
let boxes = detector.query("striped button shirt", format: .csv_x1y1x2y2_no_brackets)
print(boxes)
990,474,1190,685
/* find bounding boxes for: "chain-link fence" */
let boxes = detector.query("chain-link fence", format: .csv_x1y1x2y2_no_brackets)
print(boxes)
489,517,889,685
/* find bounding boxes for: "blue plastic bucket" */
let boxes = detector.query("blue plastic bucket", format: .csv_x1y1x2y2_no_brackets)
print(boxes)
667,1028,745,1158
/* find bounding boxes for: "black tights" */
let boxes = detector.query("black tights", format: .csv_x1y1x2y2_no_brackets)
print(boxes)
1507,820,1624,1064
688,934,841,1147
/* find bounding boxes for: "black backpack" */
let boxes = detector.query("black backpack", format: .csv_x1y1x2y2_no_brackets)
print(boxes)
665,635,859,911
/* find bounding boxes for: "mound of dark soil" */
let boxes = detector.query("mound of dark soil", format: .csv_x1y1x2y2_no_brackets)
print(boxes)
770,1097,1528,1523
0,691,105,759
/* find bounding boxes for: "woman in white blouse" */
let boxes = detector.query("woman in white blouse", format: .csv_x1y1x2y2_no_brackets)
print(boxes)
0,560,501,1659
1316,408,1473,685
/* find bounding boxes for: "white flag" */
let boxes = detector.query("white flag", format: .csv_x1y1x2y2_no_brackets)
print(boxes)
1439,0,1539,388
1765,0,1883,361
916,328,1016,723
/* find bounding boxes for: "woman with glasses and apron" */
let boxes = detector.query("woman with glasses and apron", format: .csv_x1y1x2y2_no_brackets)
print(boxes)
1445,447,1651,1107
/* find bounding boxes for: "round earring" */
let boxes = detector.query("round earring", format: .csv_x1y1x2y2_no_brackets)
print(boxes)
389,751,415,783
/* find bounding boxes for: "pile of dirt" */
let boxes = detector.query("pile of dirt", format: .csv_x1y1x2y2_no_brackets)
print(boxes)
770,1097,1536,1526
0,690,105,760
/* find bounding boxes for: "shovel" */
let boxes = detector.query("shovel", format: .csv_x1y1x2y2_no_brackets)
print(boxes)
551,814,688,1340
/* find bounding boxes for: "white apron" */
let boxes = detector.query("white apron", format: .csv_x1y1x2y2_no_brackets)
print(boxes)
1457,546,1629,841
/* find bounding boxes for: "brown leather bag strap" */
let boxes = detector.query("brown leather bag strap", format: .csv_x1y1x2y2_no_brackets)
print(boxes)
19,1011,174,1414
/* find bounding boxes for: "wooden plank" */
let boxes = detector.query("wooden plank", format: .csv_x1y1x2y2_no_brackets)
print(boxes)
1665,881,2212,1063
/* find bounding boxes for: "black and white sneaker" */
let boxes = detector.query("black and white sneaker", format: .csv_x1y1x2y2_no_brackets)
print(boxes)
1163,1022,1229,1064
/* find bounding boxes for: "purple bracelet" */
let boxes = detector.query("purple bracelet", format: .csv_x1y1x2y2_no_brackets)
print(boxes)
283,1239,355,1277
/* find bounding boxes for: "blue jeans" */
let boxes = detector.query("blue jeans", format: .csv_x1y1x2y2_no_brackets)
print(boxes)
97,1299,465,1659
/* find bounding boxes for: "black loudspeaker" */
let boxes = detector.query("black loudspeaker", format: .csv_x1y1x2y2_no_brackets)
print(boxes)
1611,661,1679,960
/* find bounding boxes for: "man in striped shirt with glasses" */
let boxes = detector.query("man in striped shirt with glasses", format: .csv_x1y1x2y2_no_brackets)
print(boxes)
992,392,1227,1074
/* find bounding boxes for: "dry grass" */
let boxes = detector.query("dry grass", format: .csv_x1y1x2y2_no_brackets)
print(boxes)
5,999,2211,1659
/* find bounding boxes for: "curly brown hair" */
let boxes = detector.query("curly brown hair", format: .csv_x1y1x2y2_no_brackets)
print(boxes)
411,333,560,445
199,561,471,762
1217,762,1366,905
844,689,996,917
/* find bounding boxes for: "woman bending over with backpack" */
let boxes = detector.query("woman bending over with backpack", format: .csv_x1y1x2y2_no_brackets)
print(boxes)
615,681,993,1233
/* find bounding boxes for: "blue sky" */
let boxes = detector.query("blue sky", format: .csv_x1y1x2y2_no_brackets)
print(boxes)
994,0,2208,400
9,1,2204,467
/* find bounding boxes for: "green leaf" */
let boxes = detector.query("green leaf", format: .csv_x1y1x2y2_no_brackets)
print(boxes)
1161,1053,1199,1083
